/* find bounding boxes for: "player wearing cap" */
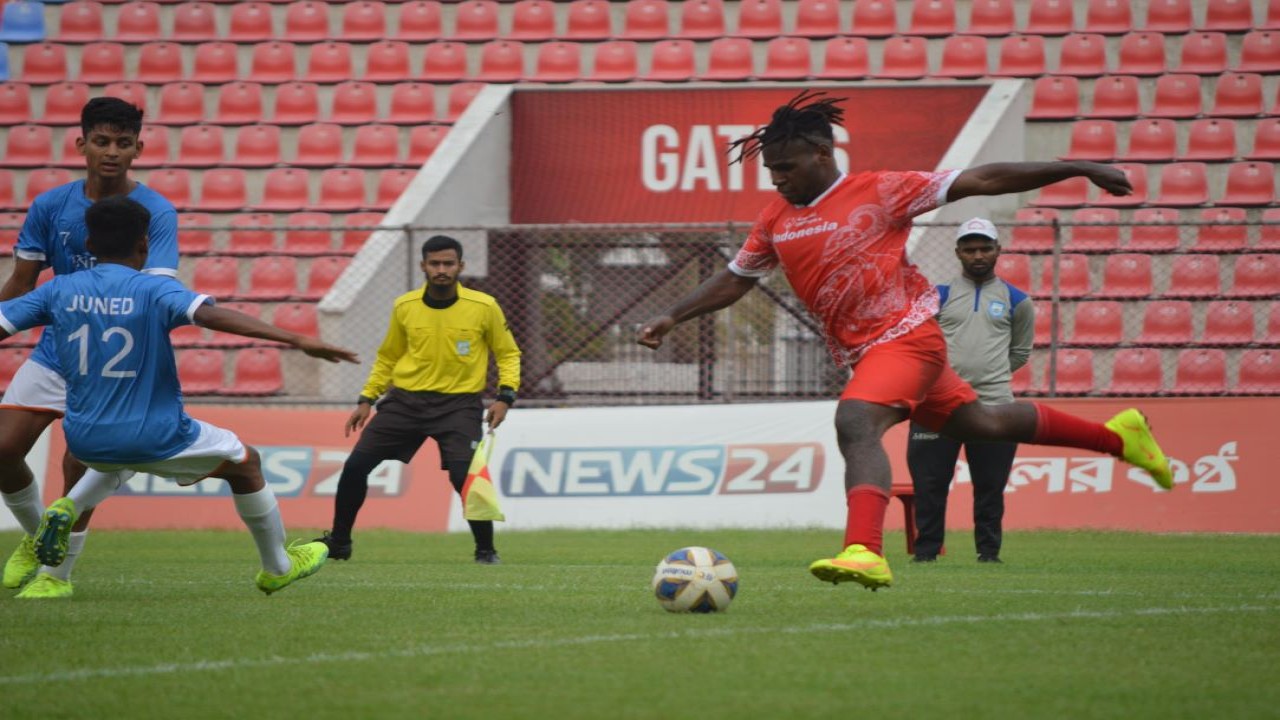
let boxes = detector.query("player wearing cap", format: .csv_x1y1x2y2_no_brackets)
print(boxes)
907,218,1034,564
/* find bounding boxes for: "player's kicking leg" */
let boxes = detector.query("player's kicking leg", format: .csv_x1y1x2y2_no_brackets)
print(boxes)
0,404,63,590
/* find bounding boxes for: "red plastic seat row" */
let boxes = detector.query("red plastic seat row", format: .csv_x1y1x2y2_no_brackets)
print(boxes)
1000,252,1280,299
173,302,319,350
179,212,381,255
1009,207,1280,253
1029,72,1277,120
189,255,351,301
1061,118,1280,162
1034,347,1276,397
1060,299,1277,348
175,347,285,396
1032,162,1277,209
139,167,419,212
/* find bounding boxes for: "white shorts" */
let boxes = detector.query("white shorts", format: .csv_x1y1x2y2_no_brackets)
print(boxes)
1,359,67,415
85,420,249,486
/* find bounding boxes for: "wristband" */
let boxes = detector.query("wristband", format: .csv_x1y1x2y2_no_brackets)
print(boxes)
496,387,517,406
357,396,376,406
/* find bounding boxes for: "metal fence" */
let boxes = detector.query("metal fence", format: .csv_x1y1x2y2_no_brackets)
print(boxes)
0,219,1276,403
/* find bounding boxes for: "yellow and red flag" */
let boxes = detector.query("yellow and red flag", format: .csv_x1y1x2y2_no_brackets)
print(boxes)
462,432,505,522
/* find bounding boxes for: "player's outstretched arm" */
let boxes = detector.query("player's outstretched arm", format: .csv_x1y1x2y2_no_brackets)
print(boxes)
637,269,758,350
0,259,43,303
947,161,1132,202
194,304,359,364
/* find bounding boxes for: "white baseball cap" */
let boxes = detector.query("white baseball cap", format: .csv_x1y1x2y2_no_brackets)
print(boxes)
956,217,998,242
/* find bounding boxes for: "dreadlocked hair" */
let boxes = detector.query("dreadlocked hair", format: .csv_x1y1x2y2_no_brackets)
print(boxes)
727,90,848,165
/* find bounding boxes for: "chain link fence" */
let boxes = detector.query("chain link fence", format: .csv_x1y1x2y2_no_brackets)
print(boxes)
0,219,1276,403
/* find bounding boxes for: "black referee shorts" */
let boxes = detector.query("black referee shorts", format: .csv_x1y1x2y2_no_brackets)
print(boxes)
354,387,483,467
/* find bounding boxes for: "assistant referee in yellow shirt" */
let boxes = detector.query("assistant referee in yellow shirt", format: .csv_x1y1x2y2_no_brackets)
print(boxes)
315,235,522,565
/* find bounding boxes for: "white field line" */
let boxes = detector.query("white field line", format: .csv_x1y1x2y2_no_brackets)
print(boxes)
0,603,1275,686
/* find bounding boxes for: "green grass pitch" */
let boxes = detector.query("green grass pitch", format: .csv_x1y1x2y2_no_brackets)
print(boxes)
1,529,1277,719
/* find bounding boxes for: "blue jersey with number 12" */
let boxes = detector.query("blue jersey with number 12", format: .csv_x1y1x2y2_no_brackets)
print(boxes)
0,264,210,464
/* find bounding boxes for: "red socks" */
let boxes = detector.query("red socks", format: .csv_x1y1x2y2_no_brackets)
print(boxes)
843,485,890,556
1031,403,1124,457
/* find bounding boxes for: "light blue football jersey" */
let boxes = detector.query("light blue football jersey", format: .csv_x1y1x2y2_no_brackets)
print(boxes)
0,264,210,464
15,180,179,374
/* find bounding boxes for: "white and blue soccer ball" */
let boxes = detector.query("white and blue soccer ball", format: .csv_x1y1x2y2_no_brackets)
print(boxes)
651,546,739,613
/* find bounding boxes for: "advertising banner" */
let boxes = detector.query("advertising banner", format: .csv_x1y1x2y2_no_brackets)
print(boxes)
510,85,988,224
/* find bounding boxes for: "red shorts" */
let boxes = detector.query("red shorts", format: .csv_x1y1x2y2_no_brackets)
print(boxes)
840,319,979,431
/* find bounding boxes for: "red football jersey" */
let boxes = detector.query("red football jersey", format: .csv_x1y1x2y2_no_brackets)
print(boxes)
729,170,959,367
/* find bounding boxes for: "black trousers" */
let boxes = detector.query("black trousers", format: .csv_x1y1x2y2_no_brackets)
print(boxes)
906,422,1018,559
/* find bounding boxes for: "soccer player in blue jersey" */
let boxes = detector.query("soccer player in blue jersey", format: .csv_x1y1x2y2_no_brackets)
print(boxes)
0,196,359,596
0,98,182,597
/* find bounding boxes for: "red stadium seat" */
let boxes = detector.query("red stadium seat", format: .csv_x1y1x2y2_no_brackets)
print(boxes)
24,170,68,208
191,42,239,83
0,171,14,211
1238,31,1280,73
1148,74,1202,118
57,2,104,42
1248,119,1280,161
453,0,499,42
1065,208,1120,251
272,82,320,125
170,322,205,348
313,168,367,211
1008,209,1057,252
341,213,383,253
1031,305,1053,346
1099,253,1153,297
908,0,954,36
227,3,271,41
330,81,378,125
396,1,442,41
226,213,277,255
282,213,333,256
136,42,184,84
508,0,555,41
644,40,696,81
1087,75,1141,118
1092,163,1146,207
256,168,311,211
1202,0,1255,31
207,302,261,348
1154,162,1209,206
1031,177,1089,207
1027,76,1079,119
1069,301,1124,345
1128,207,1181,251
967,0,1015,36
568,0,613,40
116,1,162,42
1202,301,1255,345
177,212,214,254
1192,208,1248,253
303,256,351,299
1236,350,1280,394
284,0,330,42
172,2,217,41
1051,349,1095,395
994,35,1046,77
4,125,52,167
349,124,400,167
1115,32,1166,76
850,0,895,37
1268,303,1280,342
421,42,468,82
530,42,583,83
1229,254,1280,298
995,253,1032,292
407,125,446,164
293,122,343,167
244,256,299,300
701,37,755,80
138,168,187,208
1057,33,1108,77
818,37,870,79
103,82,147,115
191,257,239,297
1026,0,1074,35
372,169,415,210
1106,348,1164,395
174,125,223,167
176,350,224,395
588,40,638,82
250,42,298,84
736,0,782,38
1218,162,1276,206
230,124,281,167
444,82,485,123
476,40,524,83
20,44,67,85
1165,255,1221,297
304,42,354,83
680,0,732,39
272,302,319,337
1172,349,1226,395
225,349,284,396
1178,32,1228,75
1039,253,1091,297
341,1,387,41
760,37,812,80
194,169,247,212
1182,118,1237,161
365,41,411,82
795,0,842,37
1084,0,1131,34
935,35,988,78
1211,72,1264,117
0,83,33,125
213,82,264,125
1061,120,1117,161
622,0,669,41
1144,0,1192,33
1121,119,1176,161
386,82,436,125
1267,0,1280,28
876,36,929,78
1136,300,1193,345
155,82,205,125
56,126,87,168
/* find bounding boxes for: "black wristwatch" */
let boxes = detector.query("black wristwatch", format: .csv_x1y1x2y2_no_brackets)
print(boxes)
496,386,517,406
357,395,376,406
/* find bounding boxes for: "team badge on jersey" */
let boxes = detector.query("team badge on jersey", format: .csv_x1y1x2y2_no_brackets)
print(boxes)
456,340,471,356
988,300,1007,319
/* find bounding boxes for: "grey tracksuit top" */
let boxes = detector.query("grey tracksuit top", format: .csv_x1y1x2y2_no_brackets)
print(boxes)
936,274,1035,405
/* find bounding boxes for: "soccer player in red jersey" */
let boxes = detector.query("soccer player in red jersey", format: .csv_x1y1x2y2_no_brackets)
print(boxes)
637,91,1173,590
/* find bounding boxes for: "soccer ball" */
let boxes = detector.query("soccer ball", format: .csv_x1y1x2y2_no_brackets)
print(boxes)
651,546,739,613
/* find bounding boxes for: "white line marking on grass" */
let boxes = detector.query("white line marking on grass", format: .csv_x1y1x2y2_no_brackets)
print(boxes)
1,604,1275,686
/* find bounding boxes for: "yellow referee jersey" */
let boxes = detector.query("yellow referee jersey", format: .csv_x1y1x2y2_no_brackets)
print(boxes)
361,285,521,399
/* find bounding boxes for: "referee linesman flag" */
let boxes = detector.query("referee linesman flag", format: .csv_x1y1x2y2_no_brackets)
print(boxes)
462,432,505,522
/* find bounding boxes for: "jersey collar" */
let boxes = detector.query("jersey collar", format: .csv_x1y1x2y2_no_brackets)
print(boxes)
798,172,847,208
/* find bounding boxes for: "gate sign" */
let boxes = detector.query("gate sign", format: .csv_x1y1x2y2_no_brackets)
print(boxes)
511,85,988,223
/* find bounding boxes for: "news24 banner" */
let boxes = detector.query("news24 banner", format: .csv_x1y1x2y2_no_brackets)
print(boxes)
509,85,988,224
